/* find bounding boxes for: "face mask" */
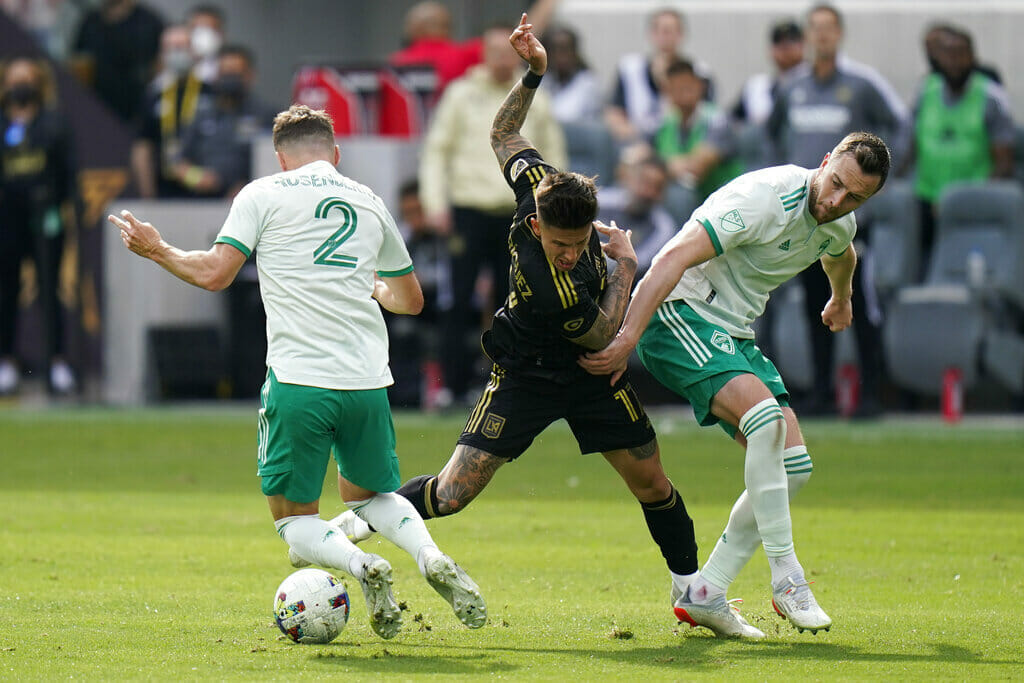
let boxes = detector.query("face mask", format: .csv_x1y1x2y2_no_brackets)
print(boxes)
4,83,40,107
216,75,247,100
191,25,222,58
164,49,193,76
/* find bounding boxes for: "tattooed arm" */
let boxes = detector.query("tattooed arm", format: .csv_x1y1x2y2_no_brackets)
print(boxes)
572,221,638,351
490,14,548,169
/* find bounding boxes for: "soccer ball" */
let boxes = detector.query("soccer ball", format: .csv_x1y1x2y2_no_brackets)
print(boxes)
273,568,350,644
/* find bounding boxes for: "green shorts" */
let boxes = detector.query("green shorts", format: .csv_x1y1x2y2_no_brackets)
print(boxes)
257,368,401,503
636,300,789,437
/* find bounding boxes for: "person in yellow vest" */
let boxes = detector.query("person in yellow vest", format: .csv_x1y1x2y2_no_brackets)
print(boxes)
131,24,211,198
911,25,1014,274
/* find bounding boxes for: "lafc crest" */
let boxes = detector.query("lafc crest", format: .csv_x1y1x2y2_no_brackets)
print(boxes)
481,412,506,439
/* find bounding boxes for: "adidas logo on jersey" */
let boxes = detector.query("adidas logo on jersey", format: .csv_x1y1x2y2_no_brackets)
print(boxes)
778,240,791,251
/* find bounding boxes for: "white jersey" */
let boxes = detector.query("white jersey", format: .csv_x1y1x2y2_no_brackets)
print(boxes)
666,164,856,338
215,160,413,390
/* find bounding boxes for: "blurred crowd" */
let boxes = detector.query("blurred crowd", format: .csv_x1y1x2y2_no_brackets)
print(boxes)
0,1,1018,414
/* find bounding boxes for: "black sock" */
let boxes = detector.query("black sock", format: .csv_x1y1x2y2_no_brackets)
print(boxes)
641,487,698,575
396,474,442,519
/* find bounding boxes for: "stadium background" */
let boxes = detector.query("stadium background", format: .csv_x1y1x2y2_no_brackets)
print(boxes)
1,0,1022,411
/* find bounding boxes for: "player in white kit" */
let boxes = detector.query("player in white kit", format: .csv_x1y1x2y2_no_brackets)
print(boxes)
581,131,890,638
109,105,485,639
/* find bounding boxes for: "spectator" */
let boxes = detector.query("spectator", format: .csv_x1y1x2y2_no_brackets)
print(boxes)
391,0,557,96
418,22,567,404
172,45,275,198
598,150,676,279
924,22,1002,85
605,7,715,144
0,56,77,395
71,0,163,126
911,25,1014,267
540,25,602,125
131,23,211,198
387,179,450,409
732,20,807,128
654,59,743,203
768,3,906,417
187,4,225,84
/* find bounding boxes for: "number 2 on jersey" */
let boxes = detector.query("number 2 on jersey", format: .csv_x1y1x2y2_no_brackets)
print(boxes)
313,197,358,268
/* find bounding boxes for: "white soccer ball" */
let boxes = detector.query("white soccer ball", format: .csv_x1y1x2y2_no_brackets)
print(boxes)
273,568,350,644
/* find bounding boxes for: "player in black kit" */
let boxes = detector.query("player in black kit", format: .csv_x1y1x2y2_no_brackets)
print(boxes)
337,15,701,608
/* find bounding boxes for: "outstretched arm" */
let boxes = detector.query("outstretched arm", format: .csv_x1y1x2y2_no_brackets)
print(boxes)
578,223,717,382
490,14,548,169
108,210,246,291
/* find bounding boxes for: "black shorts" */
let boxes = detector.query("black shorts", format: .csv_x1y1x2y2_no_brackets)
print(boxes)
457,364,657,460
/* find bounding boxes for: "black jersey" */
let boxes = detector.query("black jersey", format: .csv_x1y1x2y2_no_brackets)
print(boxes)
482,148,607,383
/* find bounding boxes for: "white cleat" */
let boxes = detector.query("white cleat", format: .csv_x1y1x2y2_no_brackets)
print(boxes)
287,547,311,568
422,550,487,629
771,575,832,634
358,554,402,639
331,510,375,543
0,359,18,396
674,587,766,640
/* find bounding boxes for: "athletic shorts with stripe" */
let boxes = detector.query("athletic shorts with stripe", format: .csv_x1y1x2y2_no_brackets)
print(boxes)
457,364,657,460
636,300,790,437
257,368,401,503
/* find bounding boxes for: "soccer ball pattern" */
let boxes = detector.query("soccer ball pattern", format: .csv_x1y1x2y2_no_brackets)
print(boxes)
274,568,350,644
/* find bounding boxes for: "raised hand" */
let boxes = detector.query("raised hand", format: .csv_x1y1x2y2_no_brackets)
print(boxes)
509,13,547,75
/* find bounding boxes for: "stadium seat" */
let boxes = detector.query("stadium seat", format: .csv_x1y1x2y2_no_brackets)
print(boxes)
863,180,920,299
883,286,985,395
561,120,617,185
882,181,1024,397
926,180,1024,311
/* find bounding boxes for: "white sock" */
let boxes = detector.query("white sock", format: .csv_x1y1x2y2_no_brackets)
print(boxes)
701,446,814,590
347,492,439,574
328,509,374,541
769,552,803,588
688,574,726,604
670,570,698,599
739,399,791,556
275,514,370,579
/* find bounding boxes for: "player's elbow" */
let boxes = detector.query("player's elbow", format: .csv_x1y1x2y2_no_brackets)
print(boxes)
199,270,234,292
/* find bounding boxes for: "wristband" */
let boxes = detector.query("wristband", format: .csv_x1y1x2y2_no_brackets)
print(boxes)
522,70,543,89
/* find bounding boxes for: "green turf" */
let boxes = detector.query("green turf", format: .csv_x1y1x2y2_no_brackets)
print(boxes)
1,407,1022,680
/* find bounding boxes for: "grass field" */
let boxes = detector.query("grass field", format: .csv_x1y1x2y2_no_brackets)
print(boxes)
1,406,1022,680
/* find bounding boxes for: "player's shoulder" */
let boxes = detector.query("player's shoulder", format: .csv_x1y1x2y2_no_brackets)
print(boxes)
715,165,807,210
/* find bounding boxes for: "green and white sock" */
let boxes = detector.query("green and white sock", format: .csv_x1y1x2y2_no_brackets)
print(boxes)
348,492,439,574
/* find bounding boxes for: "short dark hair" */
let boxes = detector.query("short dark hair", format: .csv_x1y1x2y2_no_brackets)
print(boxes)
218,44,253,66
832,131,891,190
665,58,696,79
535,172,598,229
771,20,803,44
399,178,419,199
272,105,335,151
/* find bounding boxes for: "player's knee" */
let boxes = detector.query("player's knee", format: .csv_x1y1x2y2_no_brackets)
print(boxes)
739,398,787,453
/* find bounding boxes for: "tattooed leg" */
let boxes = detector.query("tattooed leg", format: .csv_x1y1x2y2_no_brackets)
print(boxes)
433,446,510,515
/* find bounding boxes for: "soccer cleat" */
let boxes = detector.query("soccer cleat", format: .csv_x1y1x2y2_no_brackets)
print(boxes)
422,551,487,629
357,554,403,639
287,547,311,568
331,510,375,544
771,575,832,634
50,360,76,395
674,587,766,640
